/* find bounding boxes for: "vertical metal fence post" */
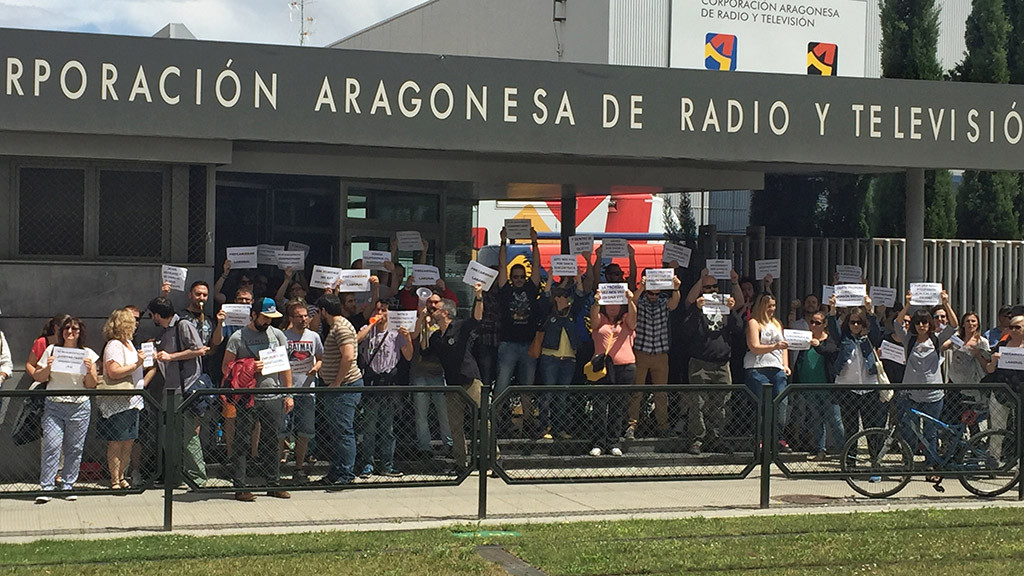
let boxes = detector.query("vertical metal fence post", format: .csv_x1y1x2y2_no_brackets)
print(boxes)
759,383,773,509
478,383,491,520
163,388,179,532
1017,389,1023,502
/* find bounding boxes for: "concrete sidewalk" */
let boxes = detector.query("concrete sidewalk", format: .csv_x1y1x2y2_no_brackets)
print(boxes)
0,470,1020,542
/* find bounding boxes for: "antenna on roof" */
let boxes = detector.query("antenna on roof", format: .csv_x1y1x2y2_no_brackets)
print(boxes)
287,0,316,46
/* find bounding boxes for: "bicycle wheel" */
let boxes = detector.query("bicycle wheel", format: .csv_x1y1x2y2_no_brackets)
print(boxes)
841,427,913,498
958,429,1020,498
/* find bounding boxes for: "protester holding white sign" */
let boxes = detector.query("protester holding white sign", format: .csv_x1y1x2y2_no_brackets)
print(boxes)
222,298,293,499
706,259,733,281
569,234,594,256
589,279,637,456
597,283,629,305
754,259,780,281
987,316,1024,374
826,300,886,449
743,294,791,451
32,317,100,499
895,288,959,472
661,243,692,268
627,270,681,438
595,242,637,291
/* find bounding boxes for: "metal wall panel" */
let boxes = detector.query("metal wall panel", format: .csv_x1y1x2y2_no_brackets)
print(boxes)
608,0,670,67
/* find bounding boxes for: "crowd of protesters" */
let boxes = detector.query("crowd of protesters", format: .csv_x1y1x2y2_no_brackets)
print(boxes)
2,226,1023,502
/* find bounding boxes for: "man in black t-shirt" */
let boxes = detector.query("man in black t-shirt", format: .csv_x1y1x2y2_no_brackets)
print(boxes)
495,226,542,437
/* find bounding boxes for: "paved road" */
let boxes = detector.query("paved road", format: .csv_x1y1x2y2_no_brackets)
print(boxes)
1,468,1020,542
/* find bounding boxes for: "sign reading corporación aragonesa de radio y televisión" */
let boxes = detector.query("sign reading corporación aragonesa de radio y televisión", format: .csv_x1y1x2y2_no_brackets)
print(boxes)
2,27,1024,172
671,0,867,77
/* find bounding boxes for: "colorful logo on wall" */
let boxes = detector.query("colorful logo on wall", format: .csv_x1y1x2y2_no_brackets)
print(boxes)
807,42,838,76
705,33,737,71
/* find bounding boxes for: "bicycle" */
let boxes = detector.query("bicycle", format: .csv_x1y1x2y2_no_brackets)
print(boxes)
840,397,1019,498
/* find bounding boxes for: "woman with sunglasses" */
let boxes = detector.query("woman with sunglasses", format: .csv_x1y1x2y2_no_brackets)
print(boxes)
827,294,883,462
32,317,100,502
894,289,959,480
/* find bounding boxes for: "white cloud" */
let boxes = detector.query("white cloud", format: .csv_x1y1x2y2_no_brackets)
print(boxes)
0,0,425,46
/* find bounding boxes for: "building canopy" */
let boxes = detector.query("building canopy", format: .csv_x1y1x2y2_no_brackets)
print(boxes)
2,27,1023,174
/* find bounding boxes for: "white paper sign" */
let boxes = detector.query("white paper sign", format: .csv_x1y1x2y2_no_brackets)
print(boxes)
504,218,532,240
396,231,423,252
834,284,867,308
309,265,343,290
949,334,965,349
701,293,730,316
869,286,897,308
361,250,391,270
836,265,863,284
998,347,1024,371
598,283,629,305
51,347,87,375
910,283,943,306
226,246,258,269
336,269,372,292
645,268,676,291
141,342,155,369
706,259,733,281
287,241,310,256
569,234,594,255
258,346,290,376
257,244,284,266
783,329,813,351
550,254,579,277
880,340,906,365
600,238,628,258
410,264,440,286
275,250,305,271
463,261,499,291
388,310,418,333
661,243,692,268
822,285,834,304
754,259,781,280
161,265,188,292
221,304,251,327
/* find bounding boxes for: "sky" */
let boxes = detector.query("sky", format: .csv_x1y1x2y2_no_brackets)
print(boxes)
0,0,425,47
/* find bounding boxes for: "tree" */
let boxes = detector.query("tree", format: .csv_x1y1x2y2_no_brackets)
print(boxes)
1008,0,1024,82
871,0,957,238
950,0,1021,239
750,175,823,236
820,173,870,237
663,192,697,244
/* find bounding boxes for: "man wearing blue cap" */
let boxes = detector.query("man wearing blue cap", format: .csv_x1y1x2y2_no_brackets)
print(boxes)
222,298,293,502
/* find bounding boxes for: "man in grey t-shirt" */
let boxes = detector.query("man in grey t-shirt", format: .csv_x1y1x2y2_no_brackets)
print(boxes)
222,298,293,502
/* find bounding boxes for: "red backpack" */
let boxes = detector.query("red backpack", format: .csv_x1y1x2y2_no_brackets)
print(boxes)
221,357,257,409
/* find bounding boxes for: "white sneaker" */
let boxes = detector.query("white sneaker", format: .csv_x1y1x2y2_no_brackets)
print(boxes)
35,495,51,504
610,447,623,456
589,447,602,456
64,494,77,501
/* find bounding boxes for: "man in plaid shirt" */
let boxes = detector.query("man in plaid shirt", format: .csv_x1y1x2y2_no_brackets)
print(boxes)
626,268,681,439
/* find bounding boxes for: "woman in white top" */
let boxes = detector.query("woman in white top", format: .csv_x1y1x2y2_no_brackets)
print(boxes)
743,294,791,451
100,308,151,490
32,317,99,502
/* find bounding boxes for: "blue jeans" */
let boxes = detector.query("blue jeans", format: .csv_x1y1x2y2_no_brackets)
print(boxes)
496,341,538,432
323,379,363,483
40,399,91,491
537,355,576,433
359,392,398,472
900,396,944,467
745,368,789,435
804,391,845,452
412,373,452,452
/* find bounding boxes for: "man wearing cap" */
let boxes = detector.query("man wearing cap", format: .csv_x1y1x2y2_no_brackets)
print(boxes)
222,298,293,502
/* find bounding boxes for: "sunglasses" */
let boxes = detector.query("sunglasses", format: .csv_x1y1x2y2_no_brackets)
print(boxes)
511,275,526,280
848,320,863,326
810,320,824,326
915,320,931,326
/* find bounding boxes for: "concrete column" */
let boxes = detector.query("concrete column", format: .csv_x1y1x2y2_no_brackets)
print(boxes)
560,184,576,254
905,168,925,284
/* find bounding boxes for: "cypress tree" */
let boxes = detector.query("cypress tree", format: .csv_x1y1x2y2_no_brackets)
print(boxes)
953,0,1021,238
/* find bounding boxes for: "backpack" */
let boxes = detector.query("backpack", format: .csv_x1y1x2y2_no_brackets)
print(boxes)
221,357,257,408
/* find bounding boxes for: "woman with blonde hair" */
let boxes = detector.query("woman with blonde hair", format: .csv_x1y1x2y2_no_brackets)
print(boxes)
743,293,791,451
99,308,150,490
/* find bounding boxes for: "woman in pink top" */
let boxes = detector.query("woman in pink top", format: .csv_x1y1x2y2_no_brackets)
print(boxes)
587,287,637,457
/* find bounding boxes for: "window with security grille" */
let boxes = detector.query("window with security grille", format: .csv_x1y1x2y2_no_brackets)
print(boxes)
18,167,86,256
99,170,164,258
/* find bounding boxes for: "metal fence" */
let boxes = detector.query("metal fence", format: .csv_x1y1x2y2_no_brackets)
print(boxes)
709,231,1024,328
1,381,1020,531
